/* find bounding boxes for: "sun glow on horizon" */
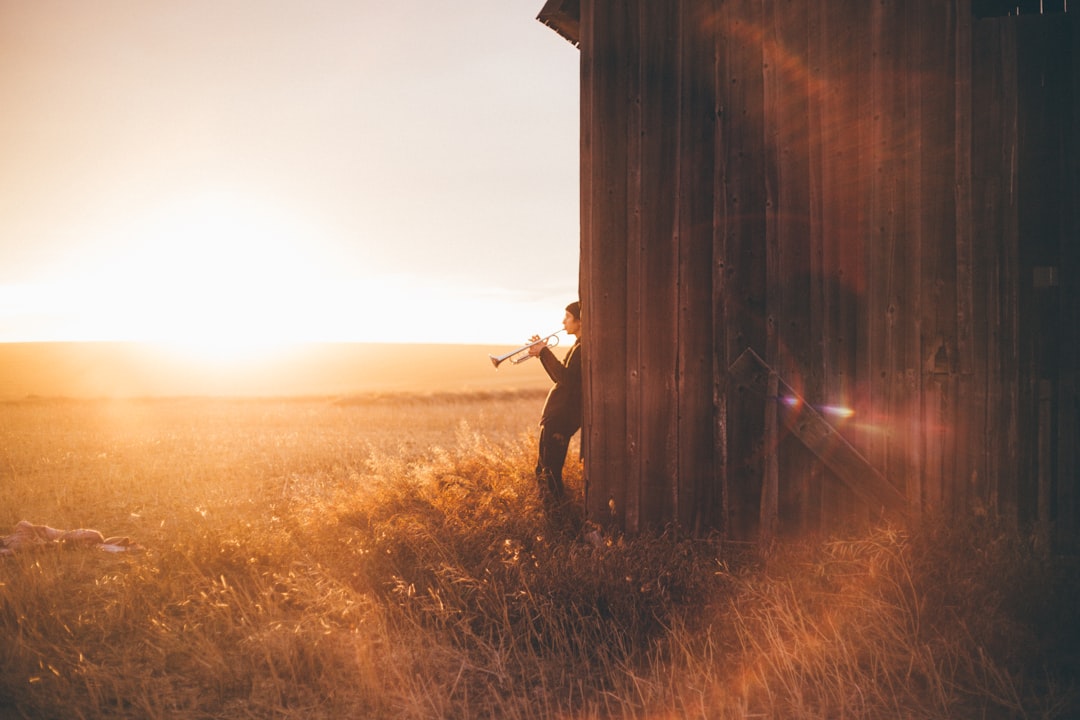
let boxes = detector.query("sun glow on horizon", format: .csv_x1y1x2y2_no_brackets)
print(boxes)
67,190,352,350
0,184,572,356
147,336,301,366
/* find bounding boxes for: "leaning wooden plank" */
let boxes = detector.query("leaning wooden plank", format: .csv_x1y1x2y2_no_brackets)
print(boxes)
729,347,908,515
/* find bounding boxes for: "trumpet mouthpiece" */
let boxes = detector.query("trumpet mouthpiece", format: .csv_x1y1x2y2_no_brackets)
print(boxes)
488,354,501,369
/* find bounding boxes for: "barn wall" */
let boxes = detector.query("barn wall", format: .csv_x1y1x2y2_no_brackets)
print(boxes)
580,0,720,531
576,0,1078,545
969,14,1079,550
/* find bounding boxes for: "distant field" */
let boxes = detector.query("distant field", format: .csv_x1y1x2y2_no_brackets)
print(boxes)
0,342,553,399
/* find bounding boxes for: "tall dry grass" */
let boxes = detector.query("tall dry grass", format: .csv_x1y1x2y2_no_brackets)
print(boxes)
0,394,1076,719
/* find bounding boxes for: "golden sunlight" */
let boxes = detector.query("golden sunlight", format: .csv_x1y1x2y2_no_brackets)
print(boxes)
4,184,568,350
81,189,349,354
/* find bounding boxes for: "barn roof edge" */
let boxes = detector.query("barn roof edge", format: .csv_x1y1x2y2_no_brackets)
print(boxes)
537,0,580,47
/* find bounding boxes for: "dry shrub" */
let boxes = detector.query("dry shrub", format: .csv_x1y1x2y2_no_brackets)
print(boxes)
296,423,733,719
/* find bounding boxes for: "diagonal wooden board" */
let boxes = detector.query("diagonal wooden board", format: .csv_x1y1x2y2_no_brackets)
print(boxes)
729,347,908,516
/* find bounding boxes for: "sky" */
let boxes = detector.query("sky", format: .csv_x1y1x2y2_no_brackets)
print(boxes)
0,0,580,350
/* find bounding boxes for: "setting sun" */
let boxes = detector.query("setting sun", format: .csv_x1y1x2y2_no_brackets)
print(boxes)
97,189,334,350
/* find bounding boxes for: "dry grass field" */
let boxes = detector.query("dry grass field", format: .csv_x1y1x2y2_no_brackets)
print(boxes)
1,389,1078,718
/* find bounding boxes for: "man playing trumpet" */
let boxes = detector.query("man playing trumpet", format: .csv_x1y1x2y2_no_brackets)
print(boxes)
527,301,582,520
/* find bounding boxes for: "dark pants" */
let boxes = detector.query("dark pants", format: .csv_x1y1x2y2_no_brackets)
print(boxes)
535,425,572,501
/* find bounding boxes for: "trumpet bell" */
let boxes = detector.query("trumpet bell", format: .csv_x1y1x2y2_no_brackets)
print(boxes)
488,348,531,368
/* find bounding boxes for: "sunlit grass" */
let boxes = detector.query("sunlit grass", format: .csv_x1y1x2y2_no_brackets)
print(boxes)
0,395,1076,718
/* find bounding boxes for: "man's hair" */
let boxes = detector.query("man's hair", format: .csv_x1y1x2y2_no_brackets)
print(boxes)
566,301,581,320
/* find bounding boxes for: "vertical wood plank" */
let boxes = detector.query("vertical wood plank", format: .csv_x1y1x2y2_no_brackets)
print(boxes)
925,0,961,516
804,0,833,532
1060,11,1080,551
999,19,1022,528
971,18,1014,519
896,0,926,519
827,1,871,524
578,0,596,520
874,0,922,519
917,0,939,516
851,0,876,483
953,0,981,521
761,0,781,538
760,371,780,542
710,0,731,536
845,1,871,526
860,0,893,495
762,0,780,374
769,0,813,535
866,0,890,516
623,0,644,534
581,0,631,529
994,19,1022,526
1038,379,1053,542
969,16,995,519
724,0,769,541
1014,16,1054,529
677,0,719,532
638,0,680,531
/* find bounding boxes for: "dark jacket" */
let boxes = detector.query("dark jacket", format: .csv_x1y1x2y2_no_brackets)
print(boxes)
538,338,582,434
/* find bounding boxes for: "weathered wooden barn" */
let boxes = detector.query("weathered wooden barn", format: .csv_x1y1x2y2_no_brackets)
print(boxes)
537,0,1078,550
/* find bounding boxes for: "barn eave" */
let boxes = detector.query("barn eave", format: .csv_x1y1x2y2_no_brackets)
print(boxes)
537,0,580,47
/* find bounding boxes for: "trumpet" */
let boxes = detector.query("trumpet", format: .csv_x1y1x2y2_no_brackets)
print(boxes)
489,330,564,368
